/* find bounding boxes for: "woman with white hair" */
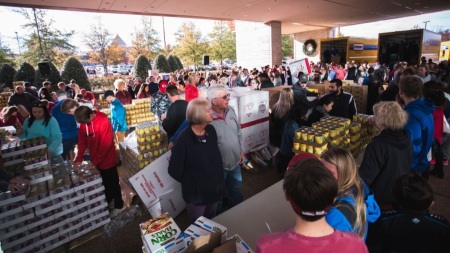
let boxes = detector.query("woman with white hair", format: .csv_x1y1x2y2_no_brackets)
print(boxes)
168,98,226,224
359,101,412,209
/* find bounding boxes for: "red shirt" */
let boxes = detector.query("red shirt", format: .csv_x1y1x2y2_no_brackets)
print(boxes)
74,111,117,169
114,90,132,105
0,114,22,128
185,84,198,102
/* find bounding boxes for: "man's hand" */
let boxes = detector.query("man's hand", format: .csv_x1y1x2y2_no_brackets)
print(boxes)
160,113,166,120
8,178,29,193
167,142,174,150
72,162,81,172
239,152,246,164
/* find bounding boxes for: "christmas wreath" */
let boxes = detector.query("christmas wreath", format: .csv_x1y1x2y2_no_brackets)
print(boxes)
303,39,317,56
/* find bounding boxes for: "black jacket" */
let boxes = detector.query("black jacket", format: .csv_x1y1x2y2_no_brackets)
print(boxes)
162,100,188,139
359,129,412,206
366,209,450,253
326,92,357,119
7,92,39,113
168,124,226,205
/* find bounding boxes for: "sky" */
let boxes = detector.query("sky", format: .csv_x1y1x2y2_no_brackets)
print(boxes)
0,6,449,54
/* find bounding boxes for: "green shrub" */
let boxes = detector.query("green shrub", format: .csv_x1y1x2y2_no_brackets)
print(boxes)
174,55,183,70
154,54,171,73
14,62,35,85
133,55,151,80
0,64,16,88
34,60,62,92
61,57,90,90
167,55,179,72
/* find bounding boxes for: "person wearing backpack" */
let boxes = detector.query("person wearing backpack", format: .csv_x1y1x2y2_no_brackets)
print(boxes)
321,147,381,240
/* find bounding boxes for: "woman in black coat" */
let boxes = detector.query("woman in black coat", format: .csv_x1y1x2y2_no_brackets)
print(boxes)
168,98,226,224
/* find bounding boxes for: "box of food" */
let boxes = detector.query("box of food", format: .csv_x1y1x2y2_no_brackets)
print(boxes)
194,216,227,243
231,234,254,253
140,213,185,253
183,224,212,247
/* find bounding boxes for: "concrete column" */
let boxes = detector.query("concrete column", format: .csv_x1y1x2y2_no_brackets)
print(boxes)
236,20,283,69
268,21,282,67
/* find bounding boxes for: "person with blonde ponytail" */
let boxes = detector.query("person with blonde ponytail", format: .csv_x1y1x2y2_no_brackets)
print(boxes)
321,147,380,240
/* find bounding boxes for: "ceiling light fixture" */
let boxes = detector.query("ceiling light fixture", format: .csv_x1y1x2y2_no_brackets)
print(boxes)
405,6,412,9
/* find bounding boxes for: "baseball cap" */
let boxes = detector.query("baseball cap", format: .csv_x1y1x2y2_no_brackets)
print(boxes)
159,80,169,93
70,79,76,83
104,90,115,98
24,82,31,87
299,74,308,83
287,152,319,169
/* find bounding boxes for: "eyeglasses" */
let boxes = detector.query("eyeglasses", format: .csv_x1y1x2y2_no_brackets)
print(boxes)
216,94,230,100
32,102,45,107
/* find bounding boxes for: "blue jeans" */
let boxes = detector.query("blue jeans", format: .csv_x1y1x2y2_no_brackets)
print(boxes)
62,137,78,160
223,164,244,208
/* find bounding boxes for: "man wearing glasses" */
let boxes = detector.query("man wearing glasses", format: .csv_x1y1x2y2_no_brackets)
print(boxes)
207,85,244,211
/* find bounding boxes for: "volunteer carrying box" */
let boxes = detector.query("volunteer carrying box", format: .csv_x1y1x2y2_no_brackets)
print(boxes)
139,213,185,253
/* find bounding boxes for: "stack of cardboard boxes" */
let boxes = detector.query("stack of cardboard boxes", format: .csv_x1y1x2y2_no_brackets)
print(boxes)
140,214,253,253
0,156,110,253
228,88,270,154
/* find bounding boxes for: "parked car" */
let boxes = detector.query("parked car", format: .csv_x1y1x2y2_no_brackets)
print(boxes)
108,65,119,73
118,66,129,75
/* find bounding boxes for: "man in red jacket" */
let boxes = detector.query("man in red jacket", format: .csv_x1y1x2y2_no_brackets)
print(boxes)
73,106,125,218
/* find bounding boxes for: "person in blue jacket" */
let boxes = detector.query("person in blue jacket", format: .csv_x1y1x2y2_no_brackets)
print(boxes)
104,90,128,143
321,147,380,240
52,97,79,160
399,76,434,177
18,101,63,161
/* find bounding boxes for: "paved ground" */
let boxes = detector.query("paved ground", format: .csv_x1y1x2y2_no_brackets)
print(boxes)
56,159,450,253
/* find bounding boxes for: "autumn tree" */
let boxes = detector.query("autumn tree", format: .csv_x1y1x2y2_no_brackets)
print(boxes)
208,21,236,65
129,17,161,62
173,22,208,68
15,8,75,68
85,18,116,73
282,35,294,59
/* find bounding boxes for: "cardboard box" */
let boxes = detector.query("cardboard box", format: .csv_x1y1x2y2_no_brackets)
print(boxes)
194,216,227,243
230,90,269,125
158,184,185,218
241,121,269,154
130,151,181,210
231,234,254,253
140,213,185,253
183,224,212,247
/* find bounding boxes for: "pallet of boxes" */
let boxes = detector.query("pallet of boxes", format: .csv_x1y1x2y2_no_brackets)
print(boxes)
293,116,352,156
139,213,253,253
0,137,110,253
120,122,167,178
340,82,368,115
228,88,271,170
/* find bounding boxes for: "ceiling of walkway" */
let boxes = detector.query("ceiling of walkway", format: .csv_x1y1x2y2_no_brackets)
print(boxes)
0,0,449,34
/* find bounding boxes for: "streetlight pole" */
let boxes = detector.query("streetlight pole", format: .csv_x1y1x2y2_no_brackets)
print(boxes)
15,32,21,54
423,21,430,30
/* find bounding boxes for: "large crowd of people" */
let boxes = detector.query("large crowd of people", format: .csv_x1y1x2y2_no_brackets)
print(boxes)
1,57,450,252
